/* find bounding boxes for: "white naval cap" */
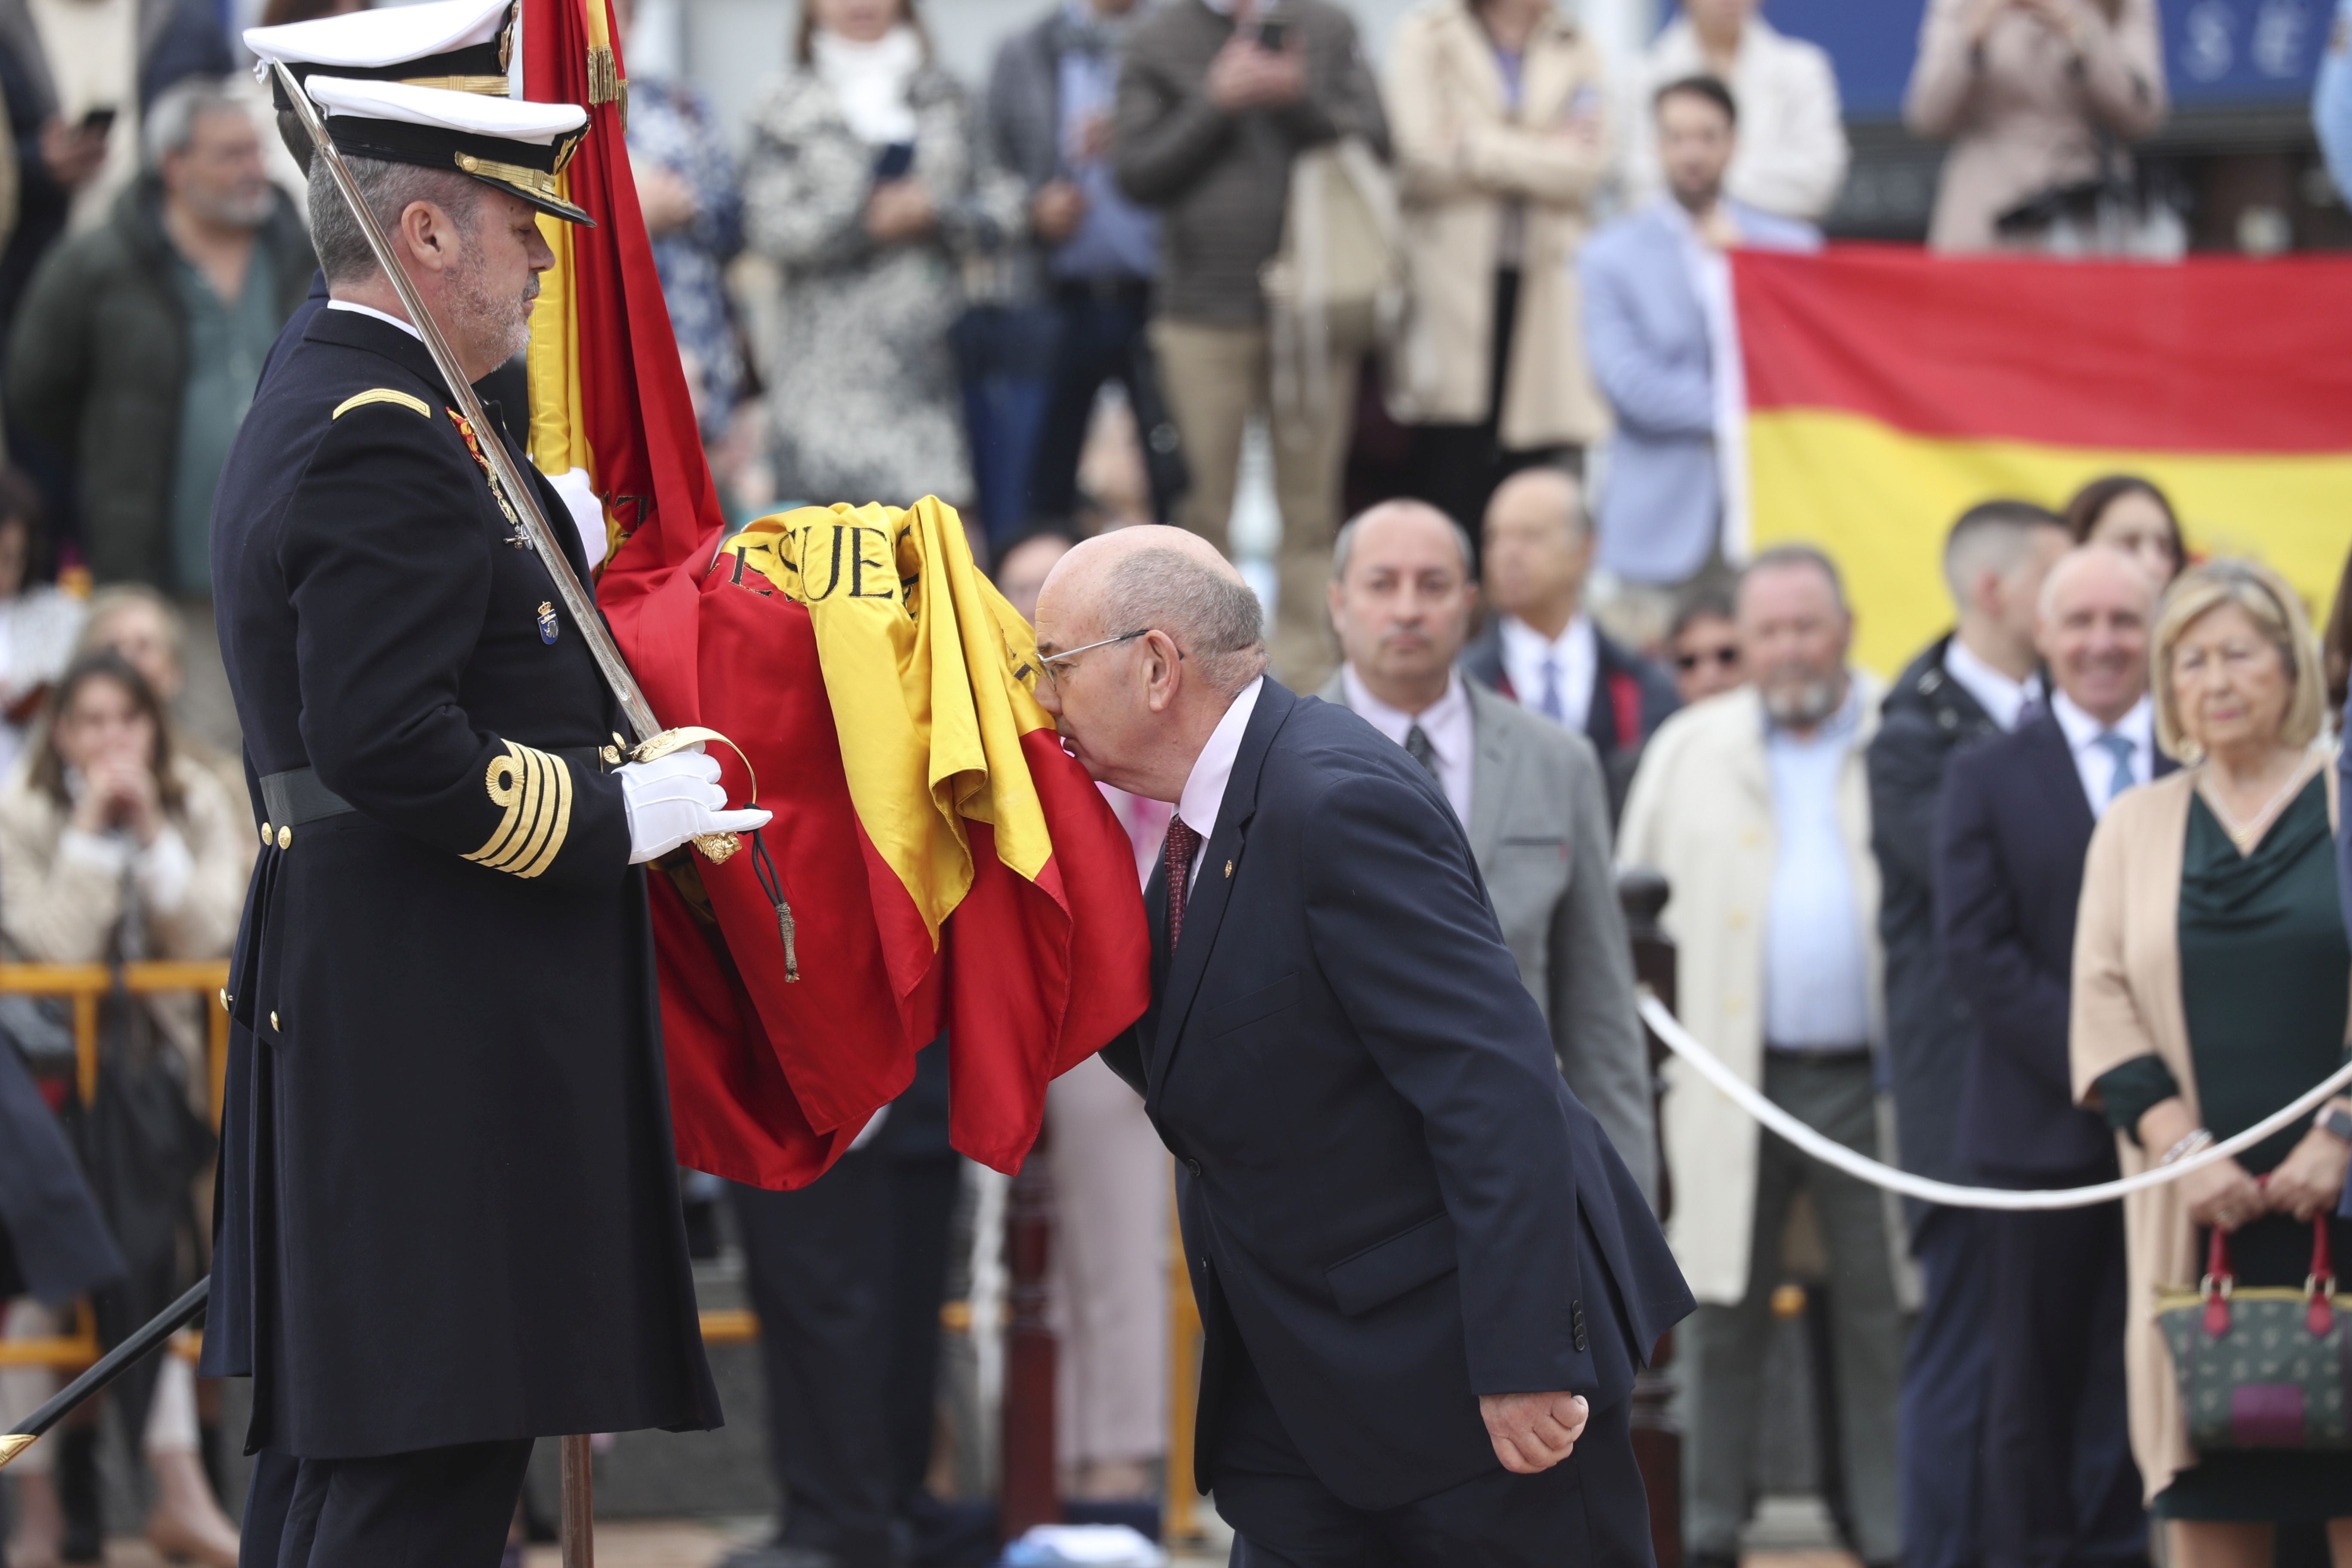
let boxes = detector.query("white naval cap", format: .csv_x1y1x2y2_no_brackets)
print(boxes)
245,0,514,92
251,0,595,226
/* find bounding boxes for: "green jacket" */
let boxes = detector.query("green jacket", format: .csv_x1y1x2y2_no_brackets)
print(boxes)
5,176,315,589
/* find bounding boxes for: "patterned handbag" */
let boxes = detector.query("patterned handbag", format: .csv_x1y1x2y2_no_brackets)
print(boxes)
2156,1218,2352,1451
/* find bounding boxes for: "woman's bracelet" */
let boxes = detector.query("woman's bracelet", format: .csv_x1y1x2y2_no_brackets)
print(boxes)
2158,1127,2214,1167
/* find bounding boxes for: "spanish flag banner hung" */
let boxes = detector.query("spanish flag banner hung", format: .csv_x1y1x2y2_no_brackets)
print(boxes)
519,0,1148,1187
1735,247,2352,675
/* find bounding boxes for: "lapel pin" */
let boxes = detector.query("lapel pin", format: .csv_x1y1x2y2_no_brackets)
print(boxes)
1224,860,1233,878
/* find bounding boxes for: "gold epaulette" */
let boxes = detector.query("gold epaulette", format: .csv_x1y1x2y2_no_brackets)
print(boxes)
332,388,432,421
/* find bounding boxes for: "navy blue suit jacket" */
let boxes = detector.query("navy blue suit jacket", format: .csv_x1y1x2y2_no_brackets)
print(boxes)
1935,715,2172,1178
1101,680,1691,1510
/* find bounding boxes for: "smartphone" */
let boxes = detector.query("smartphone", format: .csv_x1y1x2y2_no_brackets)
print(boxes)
872,141,915,181
1256,18,1286,49
80,105,116,135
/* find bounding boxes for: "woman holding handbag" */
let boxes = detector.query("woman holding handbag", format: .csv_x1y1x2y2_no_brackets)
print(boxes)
2073,559,2352,1559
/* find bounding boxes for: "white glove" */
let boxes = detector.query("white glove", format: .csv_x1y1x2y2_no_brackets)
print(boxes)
617,746,773,864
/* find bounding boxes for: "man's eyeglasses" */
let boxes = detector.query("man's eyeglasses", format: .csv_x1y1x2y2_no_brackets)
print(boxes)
1030,629,1150,691
1675,646,1740,673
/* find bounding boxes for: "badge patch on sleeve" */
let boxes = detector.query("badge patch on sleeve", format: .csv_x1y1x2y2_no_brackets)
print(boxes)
465,741,573,878
537,601,559,644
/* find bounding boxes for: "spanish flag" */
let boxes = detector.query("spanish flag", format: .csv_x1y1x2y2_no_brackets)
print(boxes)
520,0,1148,1185
1736,247,2352,673
674,500,1150,1183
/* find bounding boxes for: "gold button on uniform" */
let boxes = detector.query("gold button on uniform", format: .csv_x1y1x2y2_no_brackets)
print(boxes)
260,821,273,846
270,1011,280,1031
219,989,231,1009
277,826,293,849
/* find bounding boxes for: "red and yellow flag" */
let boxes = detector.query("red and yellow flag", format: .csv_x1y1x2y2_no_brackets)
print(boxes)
1735,247,2352,673
520,0,1146,1187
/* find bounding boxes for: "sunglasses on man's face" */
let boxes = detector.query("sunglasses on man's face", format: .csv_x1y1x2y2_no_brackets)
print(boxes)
1675,646,1740,673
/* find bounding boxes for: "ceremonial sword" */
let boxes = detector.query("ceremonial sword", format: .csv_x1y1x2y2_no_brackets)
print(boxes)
271,60,743,864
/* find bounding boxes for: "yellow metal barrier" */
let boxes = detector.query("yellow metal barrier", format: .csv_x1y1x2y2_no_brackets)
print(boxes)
0,961,232,1376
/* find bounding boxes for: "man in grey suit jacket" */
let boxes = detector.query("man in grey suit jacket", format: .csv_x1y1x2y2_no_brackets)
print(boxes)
1581,74,1818,595
1323,499,1658,1205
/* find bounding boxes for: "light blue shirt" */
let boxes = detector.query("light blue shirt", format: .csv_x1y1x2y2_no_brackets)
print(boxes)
1050,0,1159,281
1762,688,1872,1050
2319,0,2352,201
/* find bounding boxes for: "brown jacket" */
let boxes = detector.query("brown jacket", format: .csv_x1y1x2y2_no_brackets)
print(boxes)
1113,0,1388,327
1382,0,1609,448
1905,0,2167,252
2070,760,2348,1504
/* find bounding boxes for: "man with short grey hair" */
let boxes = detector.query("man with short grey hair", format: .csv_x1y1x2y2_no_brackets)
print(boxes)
1620,544,1905,1568
1032,523,1690,1565
1321,499,1657,1208
6,78,312,750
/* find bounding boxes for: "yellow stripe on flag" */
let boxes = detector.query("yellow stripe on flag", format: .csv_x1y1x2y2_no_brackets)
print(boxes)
717,499,1058,949
1748,409,2352,676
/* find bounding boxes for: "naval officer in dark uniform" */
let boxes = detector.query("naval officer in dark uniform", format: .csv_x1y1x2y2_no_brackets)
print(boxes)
201,28,768,1563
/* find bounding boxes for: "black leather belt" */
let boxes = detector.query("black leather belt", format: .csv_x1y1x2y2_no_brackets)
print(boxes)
259,747,620,833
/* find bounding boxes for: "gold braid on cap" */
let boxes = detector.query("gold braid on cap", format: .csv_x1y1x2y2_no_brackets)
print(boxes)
401,74,511,95
452,150,561,201
466,741,573,878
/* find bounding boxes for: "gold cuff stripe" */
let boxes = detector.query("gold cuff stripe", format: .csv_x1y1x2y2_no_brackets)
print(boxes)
464,741,574,879
453,150,561,201
332,388,432,420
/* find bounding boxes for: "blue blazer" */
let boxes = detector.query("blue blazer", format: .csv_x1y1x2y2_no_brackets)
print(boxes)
1101,680,1692,1510
1935,715,2173,1178
1578,200,1817,584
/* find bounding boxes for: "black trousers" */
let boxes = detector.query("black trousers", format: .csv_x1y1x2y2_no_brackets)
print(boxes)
1025,279,1179,528
237,1438,533,1568
729,1147,960,1568
1212,1351,1654,1567
1979,1170,2147,1568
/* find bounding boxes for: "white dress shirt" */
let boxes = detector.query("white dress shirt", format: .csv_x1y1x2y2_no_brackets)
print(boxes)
1173,677,1263,892
1340,666,1474,824
2052,691,2156,819
1497,613,1597,733
1941,636,2041,733
1762,688,1872,1050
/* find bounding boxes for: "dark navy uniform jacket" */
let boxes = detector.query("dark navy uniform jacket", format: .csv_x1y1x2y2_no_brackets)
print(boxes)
198,305,720,1458
1103,680,1694,1510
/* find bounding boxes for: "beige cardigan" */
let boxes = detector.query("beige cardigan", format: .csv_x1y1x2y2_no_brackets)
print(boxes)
0,754,252,1064
2070,761,2349,1504
1618,677,1888,1305
1381,0,1611,450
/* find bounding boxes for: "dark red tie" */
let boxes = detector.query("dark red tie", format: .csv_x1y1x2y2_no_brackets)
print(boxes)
1163,815,1200,948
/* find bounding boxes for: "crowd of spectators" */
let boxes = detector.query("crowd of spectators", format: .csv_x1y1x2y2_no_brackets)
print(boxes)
6,0,2352,1564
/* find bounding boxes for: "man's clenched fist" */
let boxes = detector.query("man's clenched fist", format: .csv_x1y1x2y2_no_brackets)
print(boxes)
1478,1390,1590,1474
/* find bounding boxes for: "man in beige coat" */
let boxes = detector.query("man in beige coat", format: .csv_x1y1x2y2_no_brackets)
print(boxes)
1618,544,1903,1568
1384,0,1612,531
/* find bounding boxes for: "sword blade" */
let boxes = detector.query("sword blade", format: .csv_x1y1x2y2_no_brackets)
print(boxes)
271,63,662,746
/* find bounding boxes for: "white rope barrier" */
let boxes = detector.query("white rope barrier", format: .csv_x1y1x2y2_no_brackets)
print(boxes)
1636,991,2352,1211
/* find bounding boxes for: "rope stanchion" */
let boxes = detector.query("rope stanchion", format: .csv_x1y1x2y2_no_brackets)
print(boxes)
1637,991,2352,1211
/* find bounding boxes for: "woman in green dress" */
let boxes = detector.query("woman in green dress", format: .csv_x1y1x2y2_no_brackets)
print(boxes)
2073,558,2352,1565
